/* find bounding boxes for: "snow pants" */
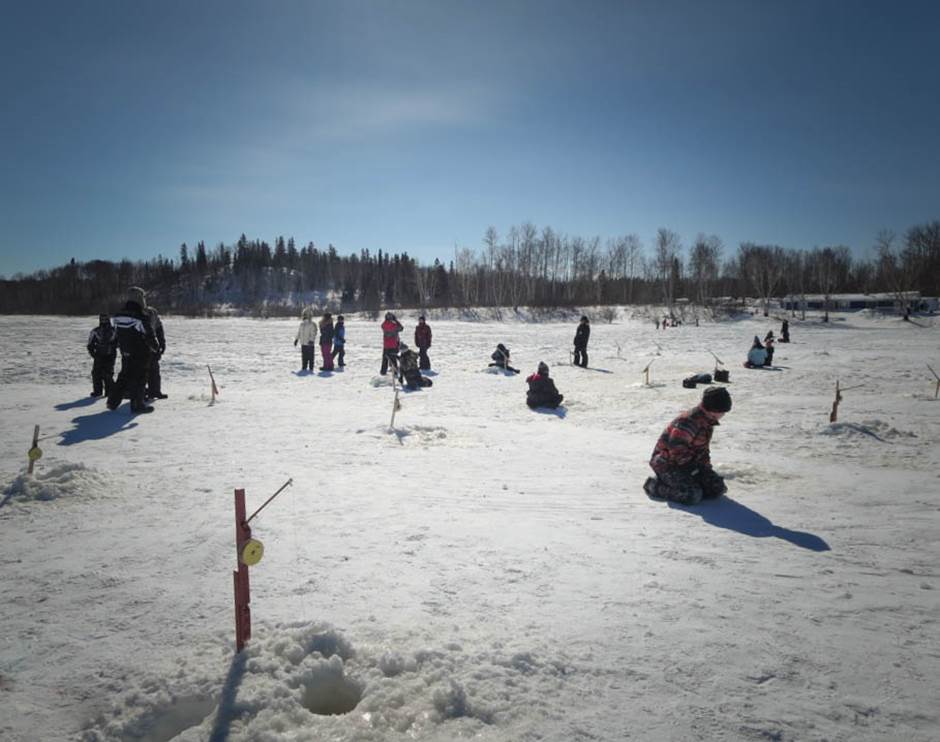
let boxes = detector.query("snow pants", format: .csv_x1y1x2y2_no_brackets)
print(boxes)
649,466,726,506
418,347,431,370
574,347,588,368
91,355,115,396
320,343,334,370
301,344,316,371
331,345,345,367
404,370,432,389
108,353,149,411
380,348,399,375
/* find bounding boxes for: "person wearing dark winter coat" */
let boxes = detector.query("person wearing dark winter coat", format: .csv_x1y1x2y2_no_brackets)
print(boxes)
780,319,790,343
573,315,590,368
294,308,318,371
107,288,160,414
526,362,564,409
319,313,335,370
488,343,519,374
763,332,775,367
380,312,404,375
644,386,731,505
414,316,432,370
398,343,433,389
331,316,346,368
144,305,167,399
87,313,117,397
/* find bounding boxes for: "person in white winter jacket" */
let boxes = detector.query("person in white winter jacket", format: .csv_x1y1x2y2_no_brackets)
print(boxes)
294,308,318,372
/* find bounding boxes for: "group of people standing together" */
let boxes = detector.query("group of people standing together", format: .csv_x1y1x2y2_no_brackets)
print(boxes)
294,309,346,371
86,286,167,414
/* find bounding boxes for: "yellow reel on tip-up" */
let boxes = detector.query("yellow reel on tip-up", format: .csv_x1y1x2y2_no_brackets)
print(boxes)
27,446,43,462
240,538,264,566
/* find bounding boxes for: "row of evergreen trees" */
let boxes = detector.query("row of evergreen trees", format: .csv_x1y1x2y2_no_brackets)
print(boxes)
1,221,937,316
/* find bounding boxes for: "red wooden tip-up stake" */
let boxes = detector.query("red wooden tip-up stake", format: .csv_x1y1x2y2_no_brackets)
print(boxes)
233,488,252,652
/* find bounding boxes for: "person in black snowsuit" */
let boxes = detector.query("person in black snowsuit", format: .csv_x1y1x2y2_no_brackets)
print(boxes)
573,315,590,368
87,313,117,397
332,315,346,367
780,319,790,343
763,331,775,366
398,343,433,389
526,362,564,409
488,343,519,374
107,287,160,414
144,304,167,399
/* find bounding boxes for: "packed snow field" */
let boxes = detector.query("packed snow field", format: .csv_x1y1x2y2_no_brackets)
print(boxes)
1,310,938,742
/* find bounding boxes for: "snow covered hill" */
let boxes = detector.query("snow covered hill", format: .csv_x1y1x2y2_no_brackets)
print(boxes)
1,312,938,741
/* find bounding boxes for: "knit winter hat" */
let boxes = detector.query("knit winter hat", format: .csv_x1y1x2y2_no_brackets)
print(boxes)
702,386,732,413
99,313,110,322
537,361,549,375
127,286,147,308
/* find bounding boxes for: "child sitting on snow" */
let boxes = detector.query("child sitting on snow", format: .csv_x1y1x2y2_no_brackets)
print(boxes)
744,336,767,368
397,344,432,389
489,343,520,374
526,362,564,409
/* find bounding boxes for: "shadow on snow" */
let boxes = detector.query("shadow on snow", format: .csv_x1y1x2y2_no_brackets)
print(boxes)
54,396,100,411
669,496,830,552
58,409,139,446
208,651,248,742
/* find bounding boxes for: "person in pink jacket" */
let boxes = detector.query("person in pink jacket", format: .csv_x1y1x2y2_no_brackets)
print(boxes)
380,312,403,375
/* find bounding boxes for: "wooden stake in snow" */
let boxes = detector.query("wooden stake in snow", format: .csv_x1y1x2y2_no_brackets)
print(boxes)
928,364,940,399
208,364,220,403
27,425,42,474
389,388,402,430
642,358,655,386
829,380,863,423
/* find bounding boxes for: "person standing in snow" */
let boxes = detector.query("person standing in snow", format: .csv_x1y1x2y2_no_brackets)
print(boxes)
107,287,160,414
643,386,732,505
331,315,346,368
763,331,775,367
144,303,167,399
319,313,335,371
744,336,767,368
294,307,318,372
489,343,519,374
780,319,790,343
398,343,433,389
573,315,590,368
380,312,403,375
87,313,117,397
414,315,432,370
526,361,564,409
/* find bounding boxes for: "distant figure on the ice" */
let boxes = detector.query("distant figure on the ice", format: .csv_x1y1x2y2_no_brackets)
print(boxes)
763,331,775,366
294,307,318,372
573,315,590,368
87,313,117,397
526,361,564,409
489,343,519,374
780,318,790,343
398,343,433,389
744,336,767,368
144,303,167,400
643,386,732,505
414,315,432,370
319,312,335,371
332,315,346,368
107,287,160,414
655,318,660,330
380,312,403,375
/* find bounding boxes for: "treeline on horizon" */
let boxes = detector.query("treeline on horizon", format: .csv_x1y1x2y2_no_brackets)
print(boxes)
1,221,937,317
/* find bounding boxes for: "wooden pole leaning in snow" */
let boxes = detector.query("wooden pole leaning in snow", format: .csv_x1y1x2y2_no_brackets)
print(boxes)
233,479,293,652
208,365,220,404
928,364,940,399
829,380,863,423
643,358,655,386
389,370,402,431
27,425,42,474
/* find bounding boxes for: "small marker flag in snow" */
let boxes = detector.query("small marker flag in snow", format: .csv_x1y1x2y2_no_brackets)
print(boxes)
208,364,220,403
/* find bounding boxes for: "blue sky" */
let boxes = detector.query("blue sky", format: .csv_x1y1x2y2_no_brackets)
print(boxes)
2,0,938,277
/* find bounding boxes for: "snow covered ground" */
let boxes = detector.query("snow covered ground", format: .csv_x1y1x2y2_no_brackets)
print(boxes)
1,310,938,742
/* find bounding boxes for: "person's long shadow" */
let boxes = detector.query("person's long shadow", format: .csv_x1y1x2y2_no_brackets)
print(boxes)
208,651,248,742
58,409,138,446
54,396,100,411
669,496,830,552
532,405,567,418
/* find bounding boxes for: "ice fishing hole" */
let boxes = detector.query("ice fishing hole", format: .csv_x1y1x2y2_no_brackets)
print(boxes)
301,674,363,716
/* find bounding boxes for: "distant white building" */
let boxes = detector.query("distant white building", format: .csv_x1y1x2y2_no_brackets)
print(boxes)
780,292,937,313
